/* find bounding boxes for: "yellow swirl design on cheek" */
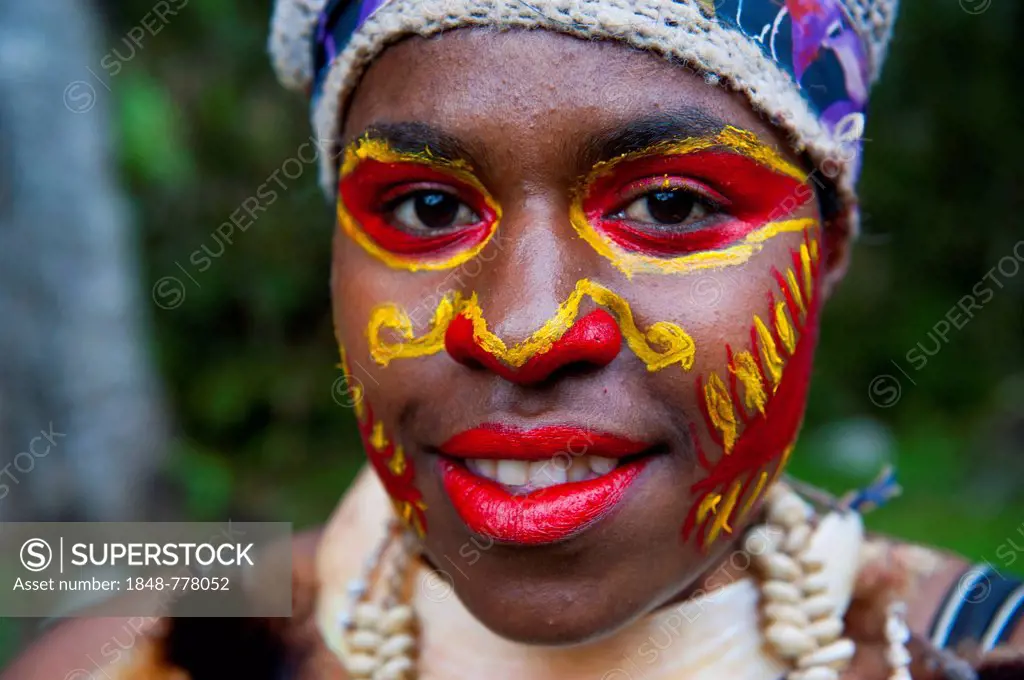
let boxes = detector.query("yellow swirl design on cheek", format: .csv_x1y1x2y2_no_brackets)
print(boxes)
366,279,697,373
458,279,696,371
367,296,456,366
337,137,501,272
570,125,814,279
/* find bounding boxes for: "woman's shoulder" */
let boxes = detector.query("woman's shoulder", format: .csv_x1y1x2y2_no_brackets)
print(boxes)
845,535,1024,678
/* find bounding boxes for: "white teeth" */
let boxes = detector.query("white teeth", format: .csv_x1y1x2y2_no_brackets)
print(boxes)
468,455,619,487
528,460,567,488
467,459,497,479
567,457,591,482
496,459,529,486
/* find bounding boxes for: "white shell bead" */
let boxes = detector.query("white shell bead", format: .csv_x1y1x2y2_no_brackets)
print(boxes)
796,638,856,669
800,554,826,573
354,603,384,628
380,605,415,634
764,623,817,658
379,633,416,659
801,594,835,620
375,656,414,680
788,668,839,680
346,653,379,676
767,493,811,528
349,630,383,652
744,524,783,555
764,553,802,581
372,668,403,680
801,573,830,595
806,617,843,643
889,668,912,680
762,580,802,603
784,524,812,555
765,482,789,505
764,603,810,627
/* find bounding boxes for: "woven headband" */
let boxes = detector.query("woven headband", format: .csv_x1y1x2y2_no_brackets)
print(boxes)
313,0,870,131
269,0,900,236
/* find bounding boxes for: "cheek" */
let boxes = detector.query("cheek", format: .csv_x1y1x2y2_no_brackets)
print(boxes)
337,342,430,538
679,226,822,550
332,253,445,538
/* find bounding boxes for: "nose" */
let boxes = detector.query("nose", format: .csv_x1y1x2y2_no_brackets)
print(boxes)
444,306,622,385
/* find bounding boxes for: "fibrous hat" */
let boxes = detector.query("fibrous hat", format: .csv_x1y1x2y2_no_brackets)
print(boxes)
269,0,900,236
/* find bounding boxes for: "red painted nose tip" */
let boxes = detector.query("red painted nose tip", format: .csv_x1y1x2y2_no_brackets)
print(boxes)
444,308,622,385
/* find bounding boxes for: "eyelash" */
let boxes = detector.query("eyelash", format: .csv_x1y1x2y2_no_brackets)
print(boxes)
605,177,728,225
339,160,498,258
580,151,810,256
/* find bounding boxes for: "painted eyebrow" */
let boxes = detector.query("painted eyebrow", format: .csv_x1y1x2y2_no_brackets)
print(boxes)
349,122,474,164
581,109,731,165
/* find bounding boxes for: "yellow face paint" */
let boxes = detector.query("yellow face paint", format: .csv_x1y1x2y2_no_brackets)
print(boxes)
774,301,797,356
704,372,738,454
570,126,815,278
705,479,742,544
786,269,807,317
366,278,697,373
337,344,427,537
337,136,501,272
754,315,785,389
730,350,767,416
686,225,822,550
735,471,769,525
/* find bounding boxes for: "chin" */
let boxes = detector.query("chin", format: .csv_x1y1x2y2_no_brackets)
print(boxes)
449,566,651,646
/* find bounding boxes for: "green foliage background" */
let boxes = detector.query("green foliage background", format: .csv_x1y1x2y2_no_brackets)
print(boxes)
121,1,1024,556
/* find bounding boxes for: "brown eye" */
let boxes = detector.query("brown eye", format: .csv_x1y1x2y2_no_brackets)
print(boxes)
618,189,711,226
389,190,479,232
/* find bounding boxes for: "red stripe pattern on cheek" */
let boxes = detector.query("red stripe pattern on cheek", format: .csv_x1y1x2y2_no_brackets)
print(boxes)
339,158,498,257
682,230,822,549
338,347,428,536
582,150,811,257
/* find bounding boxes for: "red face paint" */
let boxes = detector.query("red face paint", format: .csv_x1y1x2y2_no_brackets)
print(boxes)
339,157,499,258
338,347,428,536
682,230,822,549
438,425,650,545
356,400,428,537
444,308,623,385
581,150,810,256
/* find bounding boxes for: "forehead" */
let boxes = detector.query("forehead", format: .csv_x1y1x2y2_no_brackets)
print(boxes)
342,29,798,174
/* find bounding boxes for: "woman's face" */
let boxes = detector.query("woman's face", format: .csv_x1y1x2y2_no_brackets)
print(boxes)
333,30,844,644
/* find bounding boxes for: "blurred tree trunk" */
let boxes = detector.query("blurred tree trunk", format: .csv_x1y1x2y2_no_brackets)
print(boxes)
0,0,167,521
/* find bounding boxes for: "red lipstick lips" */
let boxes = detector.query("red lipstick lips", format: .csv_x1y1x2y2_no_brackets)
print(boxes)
438,424,651,545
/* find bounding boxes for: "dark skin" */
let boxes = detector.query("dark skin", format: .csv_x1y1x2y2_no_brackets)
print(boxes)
333,29,841,645
4,28,1023,680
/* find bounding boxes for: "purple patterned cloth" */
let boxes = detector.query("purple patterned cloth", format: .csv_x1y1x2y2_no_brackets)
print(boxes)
310,0,873,174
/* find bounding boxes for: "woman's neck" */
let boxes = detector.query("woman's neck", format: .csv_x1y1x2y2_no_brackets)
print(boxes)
314,469,861,680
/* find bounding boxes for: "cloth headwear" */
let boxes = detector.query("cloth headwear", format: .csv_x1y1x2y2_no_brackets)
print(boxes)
268,0,899,236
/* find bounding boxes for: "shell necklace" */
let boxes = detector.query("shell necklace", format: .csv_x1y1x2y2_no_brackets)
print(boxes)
319,481,911,680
